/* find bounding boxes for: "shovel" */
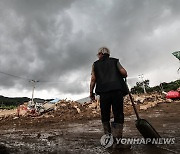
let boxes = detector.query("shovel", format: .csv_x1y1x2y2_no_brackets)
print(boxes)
125,80,161,140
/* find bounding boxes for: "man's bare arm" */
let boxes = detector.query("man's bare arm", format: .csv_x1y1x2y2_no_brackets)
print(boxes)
117,61,127,77
90,74,96,94
90,65,96,100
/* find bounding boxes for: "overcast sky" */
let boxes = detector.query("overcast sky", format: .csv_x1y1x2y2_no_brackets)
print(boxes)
0,0,180,100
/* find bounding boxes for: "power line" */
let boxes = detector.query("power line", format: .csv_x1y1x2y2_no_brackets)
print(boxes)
0,71,32,81
0,70,90,83
0,70,63,83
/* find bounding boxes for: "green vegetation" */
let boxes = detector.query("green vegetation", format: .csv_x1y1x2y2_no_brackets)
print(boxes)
0,96,30,110
0,105,17,110
131,79,180,94
0,96,53,110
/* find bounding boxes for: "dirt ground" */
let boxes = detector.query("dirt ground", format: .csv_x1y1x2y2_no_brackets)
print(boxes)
0,100,179,154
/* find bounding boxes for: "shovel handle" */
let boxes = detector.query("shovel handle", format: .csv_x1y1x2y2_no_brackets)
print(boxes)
125,78,140,120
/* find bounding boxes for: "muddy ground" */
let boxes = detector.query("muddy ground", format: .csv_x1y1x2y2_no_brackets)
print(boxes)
0,101,179,154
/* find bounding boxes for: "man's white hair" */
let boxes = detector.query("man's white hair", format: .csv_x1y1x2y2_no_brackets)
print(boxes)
98,47,110,55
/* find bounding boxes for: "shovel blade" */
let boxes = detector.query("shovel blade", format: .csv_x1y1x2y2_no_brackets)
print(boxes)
135,119,161,139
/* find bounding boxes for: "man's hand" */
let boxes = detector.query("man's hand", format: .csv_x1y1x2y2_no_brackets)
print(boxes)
90,92,95,101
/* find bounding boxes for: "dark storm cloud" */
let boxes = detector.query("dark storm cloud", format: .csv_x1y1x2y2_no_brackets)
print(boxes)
0,0,180,97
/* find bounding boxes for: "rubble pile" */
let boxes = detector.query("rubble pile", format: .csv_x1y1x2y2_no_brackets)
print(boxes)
124,93,176,111
43,100,101,121
0,109,16,120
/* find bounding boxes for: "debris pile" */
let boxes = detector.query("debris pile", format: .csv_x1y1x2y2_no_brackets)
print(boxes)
0,109,17,120
43,100,101,121
124,93,176,111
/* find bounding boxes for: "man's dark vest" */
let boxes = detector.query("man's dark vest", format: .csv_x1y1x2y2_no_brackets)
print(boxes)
94,56,128,95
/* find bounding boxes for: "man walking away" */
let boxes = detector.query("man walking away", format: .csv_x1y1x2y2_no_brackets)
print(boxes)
90,47,130,149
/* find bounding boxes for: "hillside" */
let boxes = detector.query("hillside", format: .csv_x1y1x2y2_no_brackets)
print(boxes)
0,95,30,107
0,96,50,109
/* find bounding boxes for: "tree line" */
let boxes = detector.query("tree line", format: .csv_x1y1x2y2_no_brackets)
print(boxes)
131,79,180,94
0,96,50,109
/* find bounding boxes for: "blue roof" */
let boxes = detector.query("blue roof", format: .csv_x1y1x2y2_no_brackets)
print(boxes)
49,98,61,103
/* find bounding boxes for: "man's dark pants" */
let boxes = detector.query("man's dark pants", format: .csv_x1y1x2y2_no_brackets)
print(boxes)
100,90,124,124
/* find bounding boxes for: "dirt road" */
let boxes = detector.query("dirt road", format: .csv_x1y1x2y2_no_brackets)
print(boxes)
0,101,179,154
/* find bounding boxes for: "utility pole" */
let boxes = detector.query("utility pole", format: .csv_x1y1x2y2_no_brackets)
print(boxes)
138,74,147,94
29,80,39,104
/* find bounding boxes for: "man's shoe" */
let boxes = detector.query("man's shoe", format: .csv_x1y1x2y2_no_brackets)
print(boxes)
111,122,131,150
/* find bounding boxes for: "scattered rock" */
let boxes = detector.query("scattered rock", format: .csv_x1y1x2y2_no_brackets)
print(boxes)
165,99,173,103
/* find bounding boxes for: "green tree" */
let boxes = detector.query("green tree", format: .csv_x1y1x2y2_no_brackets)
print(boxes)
131,79,150,94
